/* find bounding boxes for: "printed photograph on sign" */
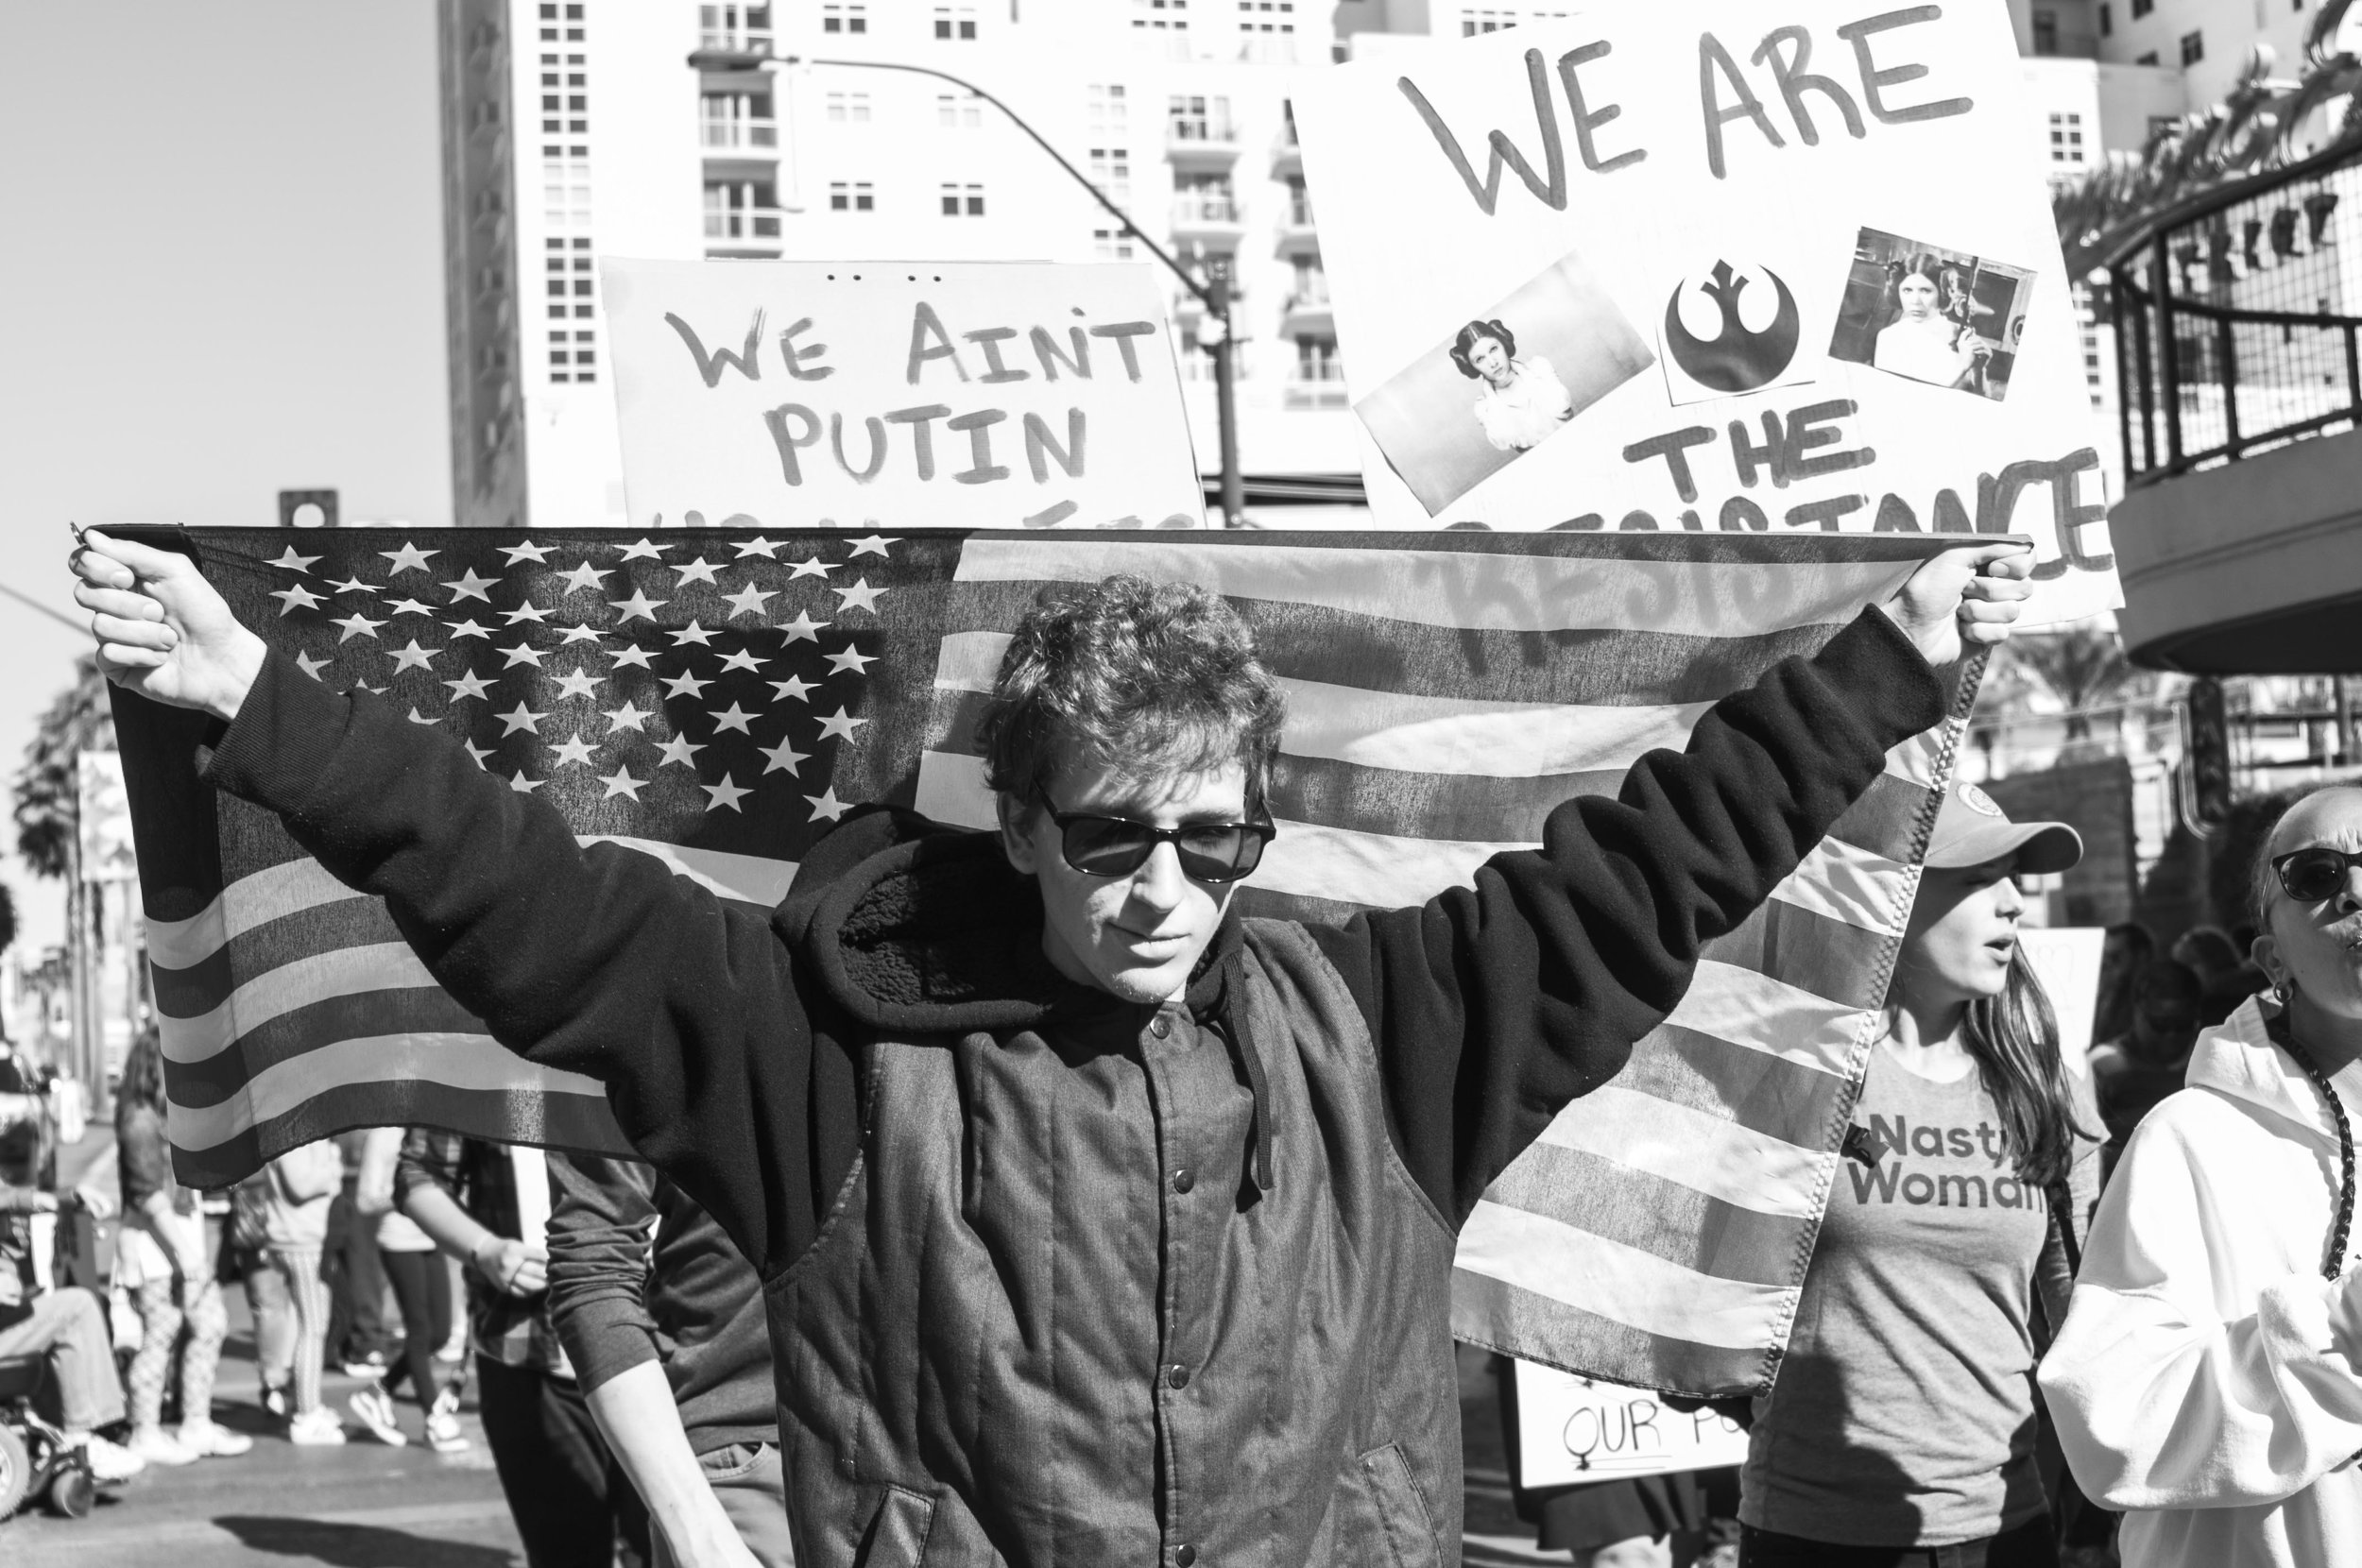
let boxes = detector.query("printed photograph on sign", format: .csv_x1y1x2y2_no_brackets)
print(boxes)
1828,228,2038,402
1352,248,1652,516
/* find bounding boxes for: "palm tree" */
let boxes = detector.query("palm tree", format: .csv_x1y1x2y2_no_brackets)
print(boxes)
11,656,115,880
2007,622,2141,742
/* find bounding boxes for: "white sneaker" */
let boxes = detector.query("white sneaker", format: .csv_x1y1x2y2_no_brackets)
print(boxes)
178,1420,255,1458
424,1411,471,1454
348,1386,408,1447
287,1407,347,1445
128,1426,198,1467
75,1433,146,1483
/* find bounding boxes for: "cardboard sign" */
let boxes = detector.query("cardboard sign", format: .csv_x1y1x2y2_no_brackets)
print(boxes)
1293,6,2120,623
602,260,1207,532
2019,926,2108,1074
1514,1359,1751,1486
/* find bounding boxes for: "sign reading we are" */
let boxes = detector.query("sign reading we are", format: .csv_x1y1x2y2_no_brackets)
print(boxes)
602,260,1207,532
1293,2,2120,623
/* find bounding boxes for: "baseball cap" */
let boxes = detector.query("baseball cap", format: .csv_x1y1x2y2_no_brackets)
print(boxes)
1923,781,2082,875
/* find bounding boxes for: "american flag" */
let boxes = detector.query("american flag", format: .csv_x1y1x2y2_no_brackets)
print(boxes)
113,524,1976,1396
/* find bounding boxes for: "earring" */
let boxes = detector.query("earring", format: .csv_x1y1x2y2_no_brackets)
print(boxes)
2273,981,2293,1007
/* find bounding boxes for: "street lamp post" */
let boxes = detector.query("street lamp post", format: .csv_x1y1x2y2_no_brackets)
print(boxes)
737,52,1247,528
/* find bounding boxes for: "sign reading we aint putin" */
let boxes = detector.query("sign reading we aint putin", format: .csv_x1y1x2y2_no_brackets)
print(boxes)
1292,2,2120,625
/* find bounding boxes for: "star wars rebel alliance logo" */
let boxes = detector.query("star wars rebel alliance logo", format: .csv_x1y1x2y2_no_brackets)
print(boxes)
1662,260,1799,394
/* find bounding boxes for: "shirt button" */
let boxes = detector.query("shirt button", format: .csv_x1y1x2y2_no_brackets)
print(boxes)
1176,1547,1197,1567
1167,1363,1190,1389
1172,1167,1195,1195
1150,1015,1172,1040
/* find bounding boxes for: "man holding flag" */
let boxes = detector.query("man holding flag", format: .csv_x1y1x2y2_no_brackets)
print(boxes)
72,528,2028,1566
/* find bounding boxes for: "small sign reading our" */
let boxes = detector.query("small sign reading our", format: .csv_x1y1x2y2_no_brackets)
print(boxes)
1514,1359,1752,1487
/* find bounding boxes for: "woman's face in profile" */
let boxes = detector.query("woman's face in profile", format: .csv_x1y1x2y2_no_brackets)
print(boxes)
1895,856,2025,1009
1467,333,1512,385
1897,273,1940,320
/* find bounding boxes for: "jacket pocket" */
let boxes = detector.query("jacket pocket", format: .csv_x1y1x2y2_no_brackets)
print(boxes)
1357,1442,1442,1568
853,1485,936,1568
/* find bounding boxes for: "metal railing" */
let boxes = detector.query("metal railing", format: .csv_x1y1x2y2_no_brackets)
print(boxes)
703,207,784,242
697,26,773,56
2111,152,2362,487
1168,115,1239,145
699,118,779,150
1172,194,1241,226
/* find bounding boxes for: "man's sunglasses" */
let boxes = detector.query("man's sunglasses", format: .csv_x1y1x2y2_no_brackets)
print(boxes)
1039,803,1276,883
2273,845,2362,904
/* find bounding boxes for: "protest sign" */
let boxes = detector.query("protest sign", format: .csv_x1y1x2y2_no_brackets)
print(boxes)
2019,925,2109,1074
601,260,1206,532
1513,1359,1751,1487
1292,4,2119,622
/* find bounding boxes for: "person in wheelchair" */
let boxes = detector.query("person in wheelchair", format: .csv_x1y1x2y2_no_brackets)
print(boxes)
0,1176,144,1489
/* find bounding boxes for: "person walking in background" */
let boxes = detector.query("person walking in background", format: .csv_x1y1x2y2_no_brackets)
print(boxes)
347,1127,467,1451
2043,783,2362,1568
2171,924,2259,1027
225,1167,295,1419
114,1030,249,1465
2091,921,2158,1049
325,1129,392,1382
264,1137,347,1444
400,1131,650,1568
547,1151,788,1568
1737,783,2101,1566
2088,961,2204,1179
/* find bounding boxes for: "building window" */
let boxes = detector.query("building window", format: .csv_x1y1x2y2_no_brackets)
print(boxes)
2180,29,2203,63
934,5,978,39
825,91,871,124
539,54,590,135
936,93,983,128
940,182,985,216
1088,147,1132,203
696,3,769,52
701,92,776,149
2047,111,2084,164
1094,228,1137,261
545,240,597,382
705,180,780,244
1133,0,1190,58
829,181,875,212
1088,83,1129,133
2099,2,2112,34
1169,93,1232,143
1284,175,1313,226
1174,172,1237,222
1295,335,1341,379
2031,9,2058,53
1240,0,1295,60
539,0,585,43
821,3,867,34
1463,7,1515,33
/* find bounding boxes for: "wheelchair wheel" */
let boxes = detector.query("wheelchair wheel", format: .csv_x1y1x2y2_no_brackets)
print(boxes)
0,1422,29,1520
44,1463,94,1518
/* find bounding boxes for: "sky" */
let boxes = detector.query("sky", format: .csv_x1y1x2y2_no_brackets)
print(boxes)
0,3,450,959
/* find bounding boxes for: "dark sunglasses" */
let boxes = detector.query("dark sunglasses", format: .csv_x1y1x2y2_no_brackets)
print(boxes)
1039,803,1275,883
2273,845,2362,904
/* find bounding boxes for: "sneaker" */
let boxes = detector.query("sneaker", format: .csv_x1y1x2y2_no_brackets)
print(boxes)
287,1407,347,1445
348,1385,408,1447
259,1383,289,1421
424,1410,471,1454
178,1420,255,1458
74,1433,147,1484
339,1351,388,1379
128,1426,199,1467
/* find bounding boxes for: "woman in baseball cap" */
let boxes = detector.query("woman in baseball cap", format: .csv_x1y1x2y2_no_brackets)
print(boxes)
1739,781,2101,1567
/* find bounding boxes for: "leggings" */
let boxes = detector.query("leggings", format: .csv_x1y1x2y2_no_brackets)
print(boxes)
379,1247,454,1410
128,1273,227,1431
243,1256,295,1392
267,1244,333,1416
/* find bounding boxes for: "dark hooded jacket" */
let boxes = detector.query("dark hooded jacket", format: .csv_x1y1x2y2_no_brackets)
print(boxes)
203,607,1942,1567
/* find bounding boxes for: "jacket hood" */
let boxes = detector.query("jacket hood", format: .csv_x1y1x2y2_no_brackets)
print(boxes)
781,808,1244,1038
2186,995,2362,1145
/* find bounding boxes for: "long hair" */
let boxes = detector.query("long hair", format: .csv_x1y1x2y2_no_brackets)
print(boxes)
117,1026,168,1117
1961,949,2088,1187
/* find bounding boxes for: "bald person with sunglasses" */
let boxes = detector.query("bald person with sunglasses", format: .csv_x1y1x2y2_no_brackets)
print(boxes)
71,534,2030,1568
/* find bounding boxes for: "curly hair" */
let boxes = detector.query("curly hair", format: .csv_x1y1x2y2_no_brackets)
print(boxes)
978,575,1286,816
1449,319,1516,379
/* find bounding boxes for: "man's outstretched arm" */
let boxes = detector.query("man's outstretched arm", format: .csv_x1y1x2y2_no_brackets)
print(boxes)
72,530,813,1274
1308,543,2034,1225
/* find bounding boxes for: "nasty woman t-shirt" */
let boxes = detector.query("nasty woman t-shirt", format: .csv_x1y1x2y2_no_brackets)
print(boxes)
1740,1042,2097,1547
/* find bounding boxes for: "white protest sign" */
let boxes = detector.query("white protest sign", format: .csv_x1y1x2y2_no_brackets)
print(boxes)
1293,6,2119,623
1514,1359,1751,1487
602,260,1207,531
2019,926,2108,1074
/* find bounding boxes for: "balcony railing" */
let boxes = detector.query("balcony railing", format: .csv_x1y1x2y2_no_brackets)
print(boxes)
1172,194,1242,227
1285,364,1347,409
703,207,785,243
700,118,779,151
1282,288,1332,323
696,26,773,57
2108,153,2362,487
1168,115,1240,145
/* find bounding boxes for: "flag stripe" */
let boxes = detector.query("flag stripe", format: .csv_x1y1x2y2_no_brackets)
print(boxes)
145,857,356,971
1660,960,1872,1079
1612,1025,1850,1138
167,1032,609,1152
1278,681,1717,780
1482,1142,1810,1288
585,836,796,909
1526,1083,1831,1221
952,538,1922,640
160,942,436,1061
1453,1198,1801,1353
164,985,483,1108
149,896,404,1020
1700,897,1897,1013
167,1077,630,1191
1450,1270,1773,1397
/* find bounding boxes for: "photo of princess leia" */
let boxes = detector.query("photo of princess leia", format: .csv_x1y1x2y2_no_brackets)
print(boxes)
1874,255,1993,392
1452,318,1576,452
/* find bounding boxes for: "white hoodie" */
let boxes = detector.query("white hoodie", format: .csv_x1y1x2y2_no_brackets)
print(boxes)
2039,997,2362,1568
